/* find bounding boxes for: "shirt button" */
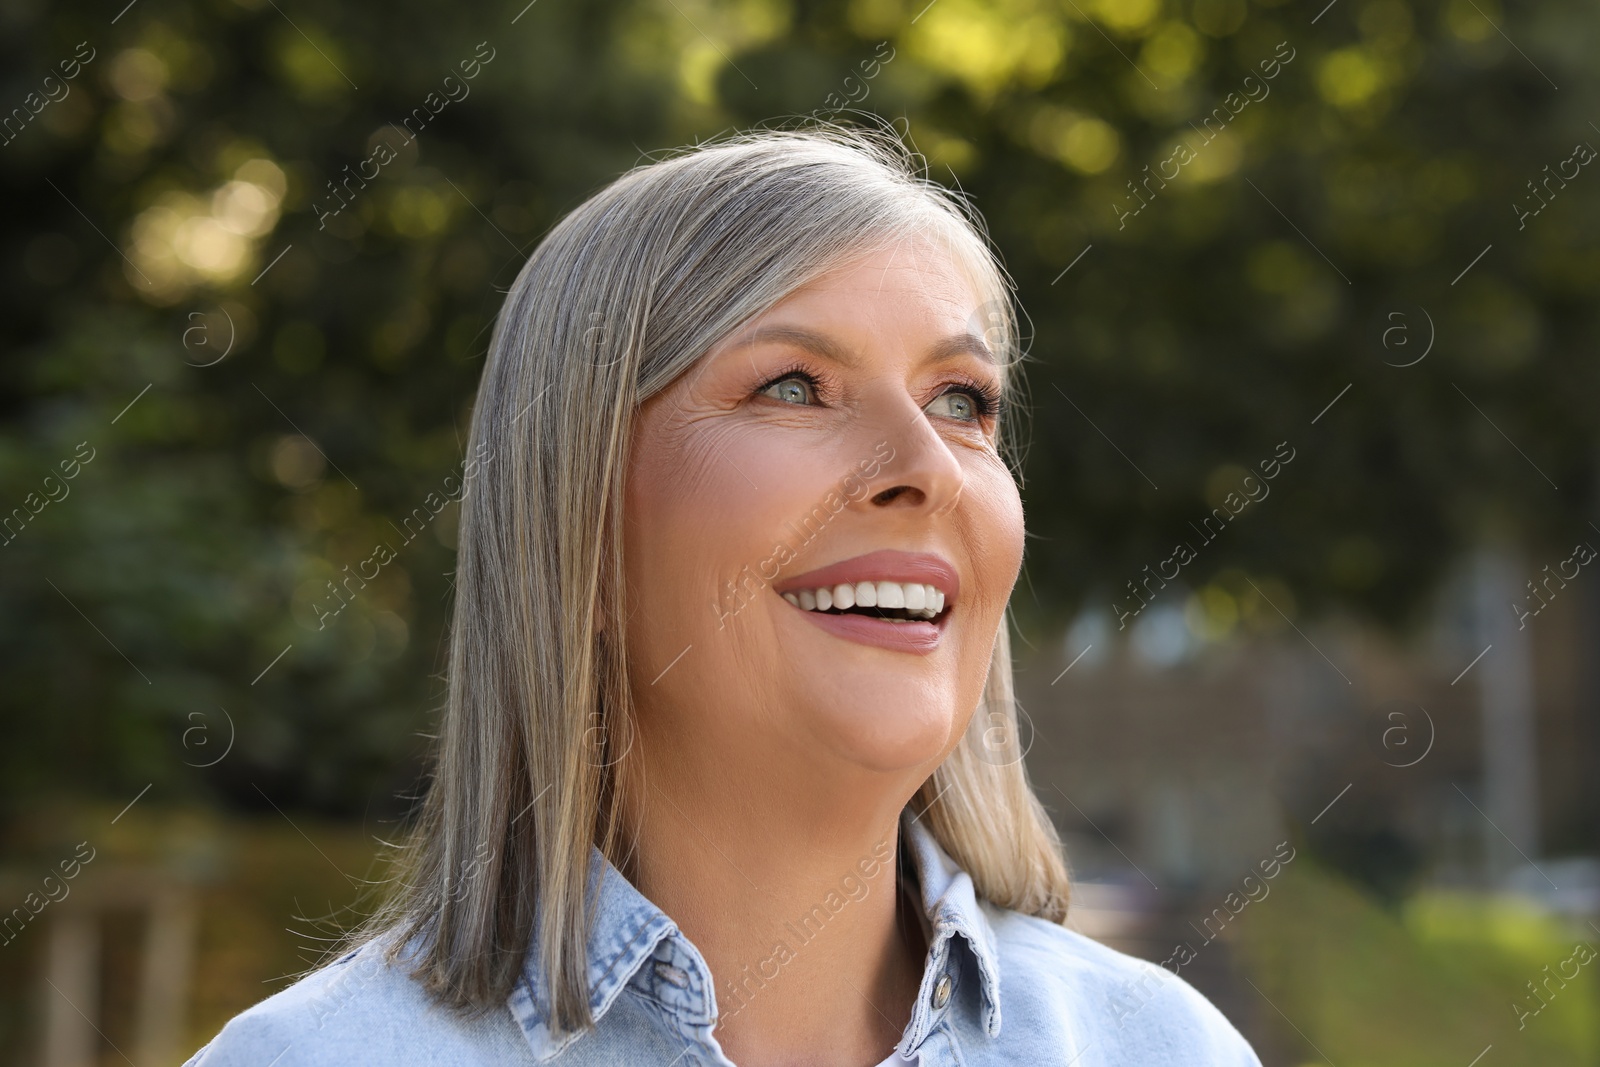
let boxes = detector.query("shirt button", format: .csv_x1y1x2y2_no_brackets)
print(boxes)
653,960,690,989
932,973,952,1009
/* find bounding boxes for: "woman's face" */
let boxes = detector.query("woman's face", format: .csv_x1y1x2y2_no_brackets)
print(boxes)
621,238,1025,795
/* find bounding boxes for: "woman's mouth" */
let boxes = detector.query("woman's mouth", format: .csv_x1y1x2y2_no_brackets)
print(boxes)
781,580,945,621
777,580,951,654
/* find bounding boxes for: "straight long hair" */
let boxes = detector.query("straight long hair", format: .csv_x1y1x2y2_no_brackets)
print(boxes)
346,121,1072,1038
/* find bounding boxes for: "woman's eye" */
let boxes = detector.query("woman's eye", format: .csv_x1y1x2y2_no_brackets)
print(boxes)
761,375,815,406
925,389,978,421
758,374,992,422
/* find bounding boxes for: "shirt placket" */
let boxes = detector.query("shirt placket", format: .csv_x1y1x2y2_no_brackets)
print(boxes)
897,917,970,1066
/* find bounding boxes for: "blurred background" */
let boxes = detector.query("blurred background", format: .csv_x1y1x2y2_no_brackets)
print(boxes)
2,0,1597,1062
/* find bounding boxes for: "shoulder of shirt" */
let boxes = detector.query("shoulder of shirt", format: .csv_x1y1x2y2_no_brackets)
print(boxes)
180,938,528,1067
979,901,1263,1066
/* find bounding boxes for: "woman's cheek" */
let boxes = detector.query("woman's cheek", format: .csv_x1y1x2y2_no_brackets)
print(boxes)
970,458,1026,600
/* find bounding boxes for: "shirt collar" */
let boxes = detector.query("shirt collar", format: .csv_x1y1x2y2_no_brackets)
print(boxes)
505,837,700,1063
897,806,1005,1041
505,806,1004,1061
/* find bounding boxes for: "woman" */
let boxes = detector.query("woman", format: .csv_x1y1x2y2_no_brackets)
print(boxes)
186,125,1262,1066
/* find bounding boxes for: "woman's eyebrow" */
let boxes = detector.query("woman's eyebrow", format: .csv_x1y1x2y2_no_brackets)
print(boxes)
731,325,996,368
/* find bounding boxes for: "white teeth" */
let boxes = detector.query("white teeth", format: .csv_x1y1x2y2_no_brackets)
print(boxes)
783,580,945,620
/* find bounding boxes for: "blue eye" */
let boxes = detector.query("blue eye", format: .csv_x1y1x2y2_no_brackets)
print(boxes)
754,364,1003,424
760,374,817,405
928,380,1004,423
927,391,977,421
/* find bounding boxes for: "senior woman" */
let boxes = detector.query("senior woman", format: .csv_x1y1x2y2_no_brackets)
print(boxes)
185,126,1262,1066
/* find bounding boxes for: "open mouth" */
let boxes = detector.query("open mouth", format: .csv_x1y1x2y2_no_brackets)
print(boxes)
771,554,957,652
789,601,948,624
779,581,949,624
777,580,951,653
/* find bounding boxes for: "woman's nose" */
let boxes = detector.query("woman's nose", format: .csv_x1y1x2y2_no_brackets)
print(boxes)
855,399,966,517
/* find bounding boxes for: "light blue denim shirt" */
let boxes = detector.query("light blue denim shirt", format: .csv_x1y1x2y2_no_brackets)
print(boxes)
185,808,1262,1066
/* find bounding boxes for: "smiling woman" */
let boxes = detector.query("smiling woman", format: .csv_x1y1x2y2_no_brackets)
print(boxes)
183,123,1263,1067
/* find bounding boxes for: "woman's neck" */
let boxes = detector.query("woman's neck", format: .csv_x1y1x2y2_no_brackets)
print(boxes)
624,774,929,1067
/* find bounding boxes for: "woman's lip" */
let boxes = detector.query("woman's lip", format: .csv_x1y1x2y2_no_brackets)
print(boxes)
780,593,948,655
774,549,960,607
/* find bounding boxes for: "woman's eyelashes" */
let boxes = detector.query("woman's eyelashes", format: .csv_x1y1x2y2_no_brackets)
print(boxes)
753,363,1003,424
755,363,825,406
938,377,1004,420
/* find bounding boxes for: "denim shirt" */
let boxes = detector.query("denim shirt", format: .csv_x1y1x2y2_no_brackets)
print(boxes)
185,808,1263,1066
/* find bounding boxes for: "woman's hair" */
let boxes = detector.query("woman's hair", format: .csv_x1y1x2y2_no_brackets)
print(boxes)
346,120,1071,1037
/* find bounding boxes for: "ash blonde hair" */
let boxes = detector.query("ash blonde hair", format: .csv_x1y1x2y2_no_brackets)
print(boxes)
348,121,1071,1037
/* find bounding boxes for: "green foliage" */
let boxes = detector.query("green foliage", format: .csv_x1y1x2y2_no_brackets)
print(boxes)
1,0,1595,814
1235,858,1600,1065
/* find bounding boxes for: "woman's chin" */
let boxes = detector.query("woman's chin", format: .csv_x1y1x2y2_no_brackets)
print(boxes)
799,694,963,775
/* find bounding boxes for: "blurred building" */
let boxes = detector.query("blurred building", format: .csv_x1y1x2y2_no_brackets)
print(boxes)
1019,547,1600,1057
